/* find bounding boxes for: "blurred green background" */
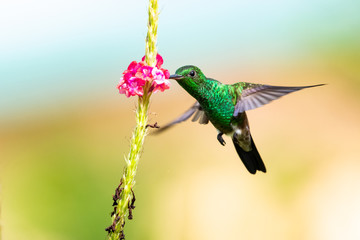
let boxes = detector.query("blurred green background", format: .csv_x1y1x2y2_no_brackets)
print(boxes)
1,0,360,239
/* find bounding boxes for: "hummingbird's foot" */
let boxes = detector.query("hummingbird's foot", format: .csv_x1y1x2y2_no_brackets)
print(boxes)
217,132,226,146
146,122,160,128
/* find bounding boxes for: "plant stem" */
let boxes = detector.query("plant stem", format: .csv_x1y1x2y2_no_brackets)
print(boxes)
107,0,159,239
145,0,158,67
107,96,150,240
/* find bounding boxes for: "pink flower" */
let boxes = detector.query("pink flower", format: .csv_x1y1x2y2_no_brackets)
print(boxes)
141,54,163,69
150,68,170,93
117,77,146,97
117,54,170,97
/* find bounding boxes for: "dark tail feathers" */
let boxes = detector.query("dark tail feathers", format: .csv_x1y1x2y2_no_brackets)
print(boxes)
232,135,266,174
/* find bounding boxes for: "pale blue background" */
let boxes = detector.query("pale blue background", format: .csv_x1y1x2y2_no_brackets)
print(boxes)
2,0,359,120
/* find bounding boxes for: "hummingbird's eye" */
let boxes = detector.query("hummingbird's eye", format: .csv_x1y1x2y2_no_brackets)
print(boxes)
189,70,196,77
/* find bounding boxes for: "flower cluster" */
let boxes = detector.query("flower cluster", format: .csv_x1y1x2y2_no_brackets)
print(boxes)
117,54,170,97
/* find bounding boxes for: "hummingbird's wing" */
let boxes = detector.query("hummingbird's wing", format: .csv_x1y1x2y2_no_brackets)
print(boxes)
233,84,324,116
153,102,209,134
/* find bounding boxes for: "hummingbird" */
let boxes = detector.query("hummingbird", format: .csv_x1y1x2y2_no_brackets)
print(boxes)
156,65,324,174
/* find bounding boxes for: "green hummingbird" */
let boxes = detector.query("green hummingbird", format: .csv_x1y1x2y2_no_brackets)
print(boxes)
156,65,324,174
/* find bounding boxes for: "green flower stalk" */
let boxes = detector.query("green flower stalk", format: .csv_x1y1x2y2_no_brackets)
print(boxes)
107,0,169,239
145,0,158,67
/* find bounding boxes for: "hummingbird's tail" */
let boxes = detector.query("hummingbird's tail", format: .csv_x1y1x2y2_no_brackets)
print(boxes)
232,135,266,174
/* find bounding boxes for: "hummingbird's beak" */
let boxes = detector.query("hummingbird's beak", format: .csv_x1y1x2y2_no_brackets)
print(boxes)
169,74,184,80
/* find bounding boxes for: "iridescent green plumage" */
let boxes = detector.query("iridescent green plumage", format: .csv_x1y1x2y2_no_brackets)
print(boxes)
174,66,259,133
158,65,324,174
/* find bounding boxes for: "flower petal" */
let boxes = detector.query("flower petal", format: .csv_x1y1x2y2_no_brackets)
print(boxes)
118,55,170,97
156,54,164,68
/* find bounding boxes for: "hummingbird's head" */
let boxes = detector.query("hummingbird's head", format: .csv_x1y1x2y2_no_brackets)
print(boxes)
169,65,212,100
169,65,206,86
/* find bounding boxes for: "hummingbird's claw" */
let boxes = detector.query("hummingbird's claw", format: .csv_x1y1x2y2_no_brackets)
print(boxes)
217,132,226,146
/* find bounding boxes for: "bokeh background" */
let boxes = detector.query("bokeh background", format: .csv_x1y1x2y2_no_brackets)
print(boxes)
1,0,360,239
